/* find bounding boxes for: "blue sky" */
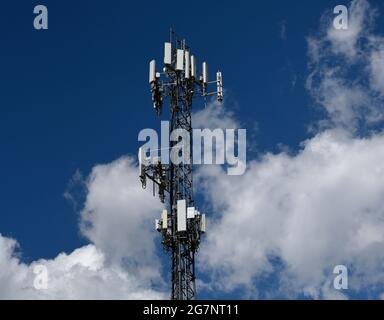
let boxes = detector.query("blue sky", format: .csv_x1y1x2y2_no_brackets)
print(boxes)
1,0,384,299
0,0,323,260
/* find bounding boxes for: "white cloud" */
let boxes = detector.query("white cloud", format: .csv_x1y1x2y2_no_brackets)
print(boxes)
307,0,384,130
193,0,384,299
79,157,162,278
327,0,373,59
193,99,240,130
197,127,384,299
0,157,166,299
368,39,384,95
0,237,164,299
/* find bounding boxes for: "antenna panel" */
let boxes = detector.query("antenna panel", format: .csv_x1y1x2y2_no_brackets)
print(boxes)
164,42,172,65
155,219,161,231
187,206,195,219
149,60,156,83
139,147,149,177
138,147,150,166
162,209,168,229
176,49,184,71
151,156,161,165
177,199,187,232
200,214,206,233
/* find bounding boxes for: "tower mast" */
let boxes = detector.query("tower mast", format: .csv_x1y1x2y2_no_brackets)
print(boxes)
140,31,223,300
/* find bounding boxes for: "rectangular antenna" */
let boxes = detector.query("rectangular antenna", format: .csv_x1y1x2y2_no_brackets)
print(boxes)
162,209,168,229
139,147,149,178
187,206,195,219
139,147,150,165
202,62,208,84
200,214,206,233
151,156,161,165
191,55,196,78
176,49,184,71
149,60,156,83
185,51,190,79
155,219,161,231
139,147,145,165
177,199,187,232
164,42,172,66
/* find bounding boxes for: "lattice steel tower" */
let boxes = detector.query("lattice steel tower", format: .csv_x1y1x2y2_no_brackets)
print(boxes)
139,31,223,300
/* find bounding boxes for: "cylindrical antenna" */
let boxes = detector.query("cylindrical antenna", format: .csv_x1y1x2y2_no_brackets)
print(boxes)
202,62,208,85
185,51,190,79
191,55,196,79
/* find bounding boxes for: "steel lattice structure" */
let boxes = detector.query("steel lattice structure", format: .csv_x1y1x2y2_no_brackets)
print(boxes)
139,31,223,300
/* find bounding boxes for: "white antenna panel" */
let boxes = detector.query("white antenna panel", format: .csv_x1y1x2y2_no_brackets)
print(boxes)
139,147,150,178
187,206,195,219
151,156,161,165
200,214,206,233
164,42,172,65
191,55,196,78
184,51,190,79
155,219,161,231
177,199,187,232
162,209,168,229
149,60,156,83
202,62,208,84
139,147,150,166
176,49,184,71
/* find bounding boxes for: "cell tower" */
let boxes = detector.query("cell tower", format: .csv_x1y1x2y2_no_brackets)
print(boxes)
139,31,223,300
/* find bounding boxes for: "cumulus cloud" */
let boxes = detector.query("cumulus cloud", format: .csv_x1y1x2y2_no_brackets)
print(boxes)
193,99,240,130
307,0,384,130
0,157,166,299
194,0,384,299
0,237,164,299
79,157,162,278
197,128,384,299
327,0,374,58
193,100,247,176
